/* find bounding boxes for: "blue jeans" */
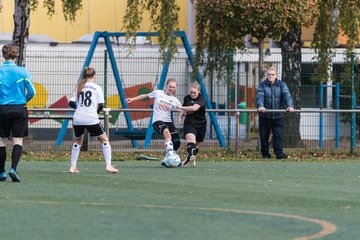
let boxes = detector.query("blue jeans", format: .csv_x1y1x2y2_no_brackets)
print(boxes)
259,117,284,157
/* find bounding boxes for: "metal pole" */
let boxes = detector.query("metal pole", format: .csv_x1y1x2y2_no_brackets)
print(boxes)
104,50,108,107
227,50,233,154
319,83,323,149
104,50,109,136
335,82,339,148
351,52,356,153
104,108,110,137
235,111,239,158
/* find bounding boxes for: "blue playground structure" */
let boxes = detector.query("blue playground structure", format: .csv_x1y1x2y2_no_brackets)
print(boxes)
56,31,226,149
319,82,356,150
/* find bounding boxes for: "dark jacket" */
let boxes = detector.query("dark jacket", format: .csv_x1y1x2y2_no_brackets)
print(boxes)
256,78,293,119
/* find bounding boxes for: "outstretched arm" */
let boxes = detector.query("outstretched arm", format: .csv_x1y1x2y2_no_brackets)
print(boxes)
178,104,200,113
125,93,150,104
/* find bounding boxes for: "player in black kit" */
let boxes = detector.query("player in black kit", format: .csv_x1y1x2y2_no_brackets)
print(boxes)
177,81,206,167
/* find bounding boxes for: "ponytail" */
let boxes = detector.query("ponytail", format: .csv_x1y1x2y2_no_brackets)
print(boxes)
76,67,96,99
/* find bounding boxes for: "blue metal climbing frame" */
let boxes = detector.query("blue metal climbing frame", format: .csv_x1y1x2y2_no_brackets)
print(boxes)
56,31,225,148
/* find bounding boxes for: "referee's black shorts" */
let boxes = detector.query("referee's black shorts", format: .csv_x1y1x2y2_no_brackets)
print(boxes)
0,105,29,138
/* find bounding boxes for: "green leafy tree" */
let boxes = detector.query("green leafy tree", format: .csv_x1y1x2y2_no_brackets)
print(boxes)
311,1,337,84
276,2,319,147
123,1,320,148
192,0,246,81
123,0,180,61
5,0,82,66
312,1,360,136
338,0,360,56
193,1,318,82
193,0,318,147
312,0,360,87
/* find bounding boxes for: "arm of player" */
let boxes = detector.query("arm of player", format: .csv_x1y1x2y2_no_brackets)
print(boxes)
97,103,104,114
24,77,36,102
125,94,150,104
69,101,77,109
177,110,185,126
178,103,200,113
69,95,77,109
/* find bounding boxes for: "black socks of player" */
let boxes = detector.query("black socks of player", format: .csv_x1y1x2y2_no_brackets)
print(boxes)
11,144,22,171
0,147,6,172
187,142,197,156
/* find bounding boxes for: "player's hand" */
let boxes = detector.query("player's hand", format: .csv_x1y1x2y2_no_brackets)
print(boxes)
178,118,183,126
287,107,294,112
258,107,266,112
125,98,132,103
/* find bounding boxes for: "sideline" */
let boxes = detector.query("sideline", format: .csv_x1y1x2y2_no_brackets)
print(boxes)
6,200,337,239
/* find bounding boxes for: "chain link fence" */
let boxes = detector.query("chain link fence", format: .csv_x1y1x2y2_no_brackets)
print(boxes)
9,44,360,155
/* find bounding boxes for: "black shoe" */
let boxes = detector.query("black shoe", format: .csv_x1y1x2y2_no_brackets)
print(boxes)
276,153,288,159
262,154,271,159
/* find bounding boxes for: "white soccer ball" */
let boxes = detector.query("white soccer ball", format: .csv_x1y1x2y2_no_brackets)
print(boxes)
165,153,181,167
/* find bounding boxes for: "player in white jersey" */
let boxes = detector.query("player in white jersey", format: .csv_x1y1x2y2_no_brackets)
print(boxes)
126,78,182,167
68,67,118,174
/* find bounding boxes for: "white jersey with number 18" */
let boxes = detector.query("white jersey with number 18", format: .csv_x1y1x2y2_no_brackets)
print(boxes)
70,82,104,125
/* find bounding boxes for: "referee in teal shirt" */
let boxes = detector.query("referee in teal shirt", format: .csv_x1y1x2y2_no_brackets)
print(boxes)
0,44,36,182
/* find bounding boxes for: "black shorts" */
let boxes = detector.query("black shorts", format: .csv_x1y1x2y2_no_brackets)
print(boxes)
73,123,104,138
152,121,177,136
183,120,206,143
0,105,29,138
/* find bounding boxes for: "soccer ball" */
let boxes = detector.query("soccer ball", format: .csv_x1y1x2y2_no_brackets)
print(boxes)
164,153,181,167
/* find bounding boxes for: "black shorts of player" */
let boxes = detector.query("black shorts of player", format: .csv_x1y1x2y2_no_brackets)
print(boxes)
0,105,29,138
152,121,177,136
73,123,105,138
183,119,207,143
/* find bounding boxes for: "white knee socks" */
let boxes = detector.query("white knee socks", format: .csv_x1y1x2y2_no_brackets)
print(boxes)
71,143,81,167
164,141,174,155
102,142,112,166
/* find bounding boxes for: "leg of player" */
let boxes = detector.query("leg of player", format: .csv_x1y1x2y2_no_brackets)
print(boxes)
0,138,7,181
69,136,83,173
161,128,174,167
8,137,23,182
98,133,118,174
163,128,174,156
182,133,197,167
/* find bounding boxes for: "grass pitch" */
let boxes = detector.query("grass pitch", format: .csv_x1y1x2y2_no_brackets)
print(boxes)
1,160,360,240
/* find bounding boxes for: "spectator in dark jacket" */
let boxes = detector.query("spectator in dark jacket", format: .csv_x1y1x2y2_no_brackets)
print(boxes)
256,67,294,159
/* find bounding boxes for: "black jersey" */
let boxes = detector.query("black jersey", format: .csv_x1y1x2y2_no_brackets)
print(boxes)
183,93,206,127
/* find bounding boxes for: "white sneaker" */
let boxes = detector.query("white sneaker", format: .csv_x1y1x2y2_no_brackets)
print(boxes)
189,155,196,167
182,155,196,167
106,165,119,173
190,155,196,167
69,166,80,173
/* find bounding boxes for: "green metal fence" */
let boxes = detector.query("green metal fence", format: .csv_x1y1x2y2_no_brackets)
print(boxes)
11,45,360,156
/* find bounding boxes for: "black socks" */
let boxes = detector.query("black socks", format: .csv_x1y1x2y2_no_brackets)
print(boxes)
186,142,197,156
0,147,6,173
11,145,22,171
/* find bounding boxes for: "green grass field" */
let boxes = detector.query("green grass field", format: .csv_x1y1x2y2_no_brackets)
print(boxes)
1,160,360,240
